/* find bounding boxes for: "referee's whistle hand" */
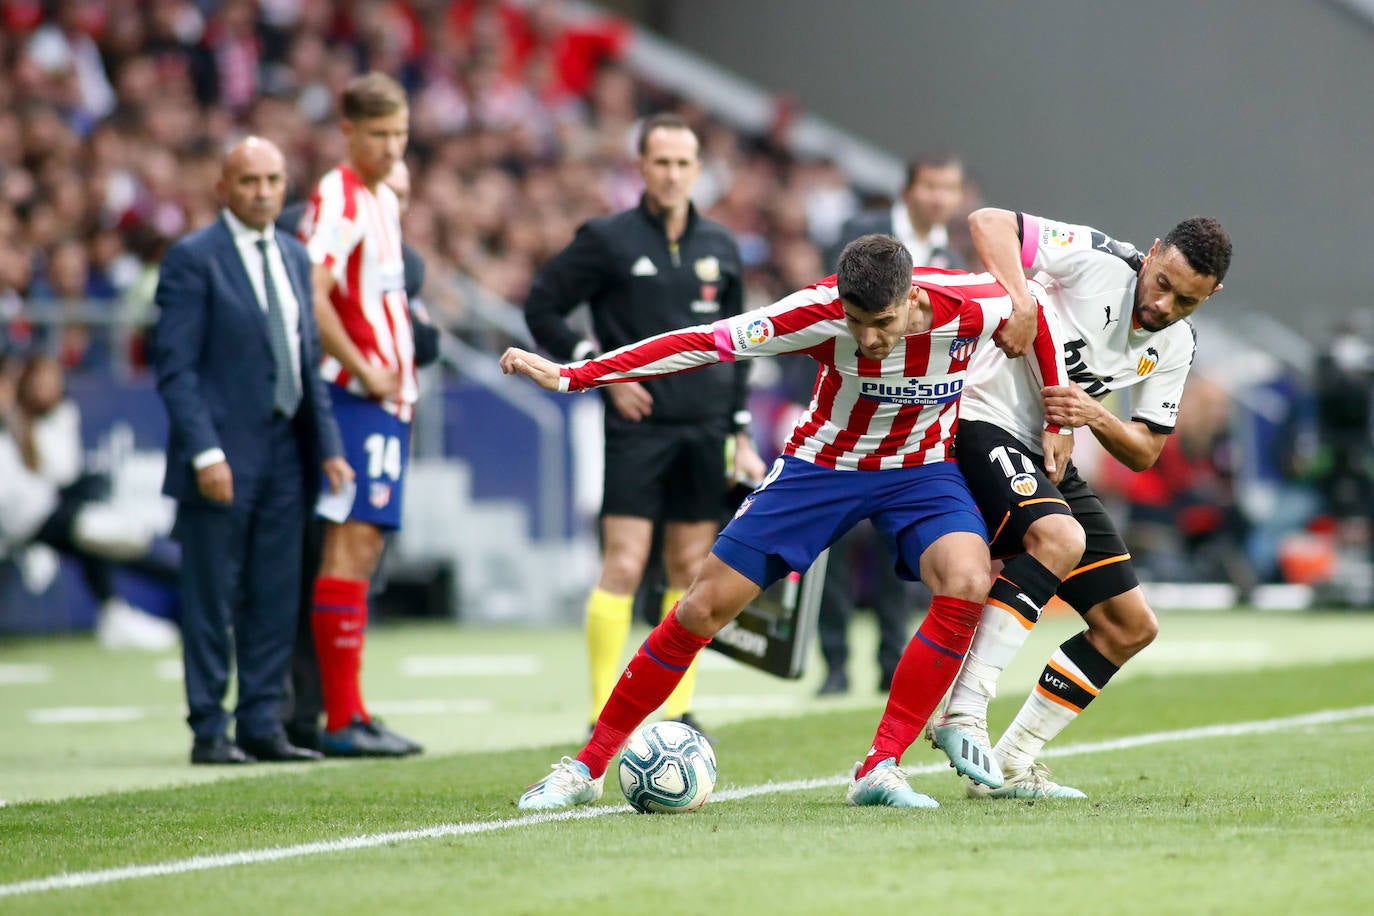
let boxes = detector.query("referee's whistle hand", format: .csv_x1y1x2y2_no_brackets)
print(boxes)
500,347,563,391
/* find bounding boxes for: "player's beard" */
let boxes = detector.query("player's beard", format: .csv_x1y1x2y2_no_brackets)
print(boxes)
1132,290,1171,332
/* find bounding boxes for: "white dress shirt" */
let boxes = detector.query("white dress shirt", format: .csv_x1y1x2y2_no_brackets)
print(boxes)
890,200,951,268
193,210,306,471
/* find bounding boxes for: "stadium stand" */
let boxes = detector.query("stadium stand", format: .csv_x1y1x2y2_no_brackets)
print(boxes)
0,0,1359,633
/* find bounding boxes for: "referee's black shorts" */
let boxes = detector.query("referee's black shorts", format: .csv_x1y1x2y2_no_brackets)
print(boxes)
955,419,1138,614
602,419,729,523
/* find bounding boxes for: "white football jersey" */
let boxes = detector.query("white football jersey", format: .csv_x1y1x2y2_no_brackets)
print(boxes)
961,213,1197,452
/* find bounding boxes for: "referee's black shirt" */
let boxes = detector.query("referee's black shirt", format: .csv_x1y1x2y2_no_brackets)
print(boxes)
524,195,747,431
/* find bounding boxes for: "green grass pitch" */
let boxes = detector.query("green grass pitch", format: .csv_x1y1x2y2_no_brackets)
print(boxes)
2,610,1373,914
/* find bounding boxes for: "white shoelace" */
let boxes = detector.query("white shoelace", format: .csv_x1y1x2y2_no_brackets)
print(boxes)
536,756,589,795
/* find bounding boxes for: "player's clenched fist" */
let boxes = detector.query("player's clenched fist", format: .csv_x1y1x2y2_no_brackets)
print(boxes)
500,347,563,390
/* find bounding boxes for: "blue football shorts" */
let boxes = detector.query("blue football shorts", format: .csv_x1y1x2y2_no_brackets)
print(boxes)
317,384,411,530
712,455,988,589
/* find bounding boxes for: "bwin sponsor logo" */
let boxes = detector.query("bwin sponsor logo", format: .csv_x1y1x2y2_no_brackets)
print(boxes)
859,377,964,405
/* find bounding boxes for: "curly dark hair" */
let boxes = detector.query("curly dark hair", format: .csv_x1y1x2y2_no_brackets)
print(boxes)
1163,217,1232,283
836,234,913,313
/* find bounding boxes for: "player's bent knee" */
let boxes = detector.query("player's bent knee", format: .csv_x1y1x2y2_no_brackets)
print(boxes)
673,591,736,637
1023,515,1086,578
1130,608,1160,650
935,566,992,605
1088,601,1159,659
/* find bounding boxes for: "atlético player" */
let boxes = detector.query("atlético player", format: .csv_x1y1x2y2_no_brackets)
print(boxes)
928,209,1232,799
296,72,421,757
503,233,1070,810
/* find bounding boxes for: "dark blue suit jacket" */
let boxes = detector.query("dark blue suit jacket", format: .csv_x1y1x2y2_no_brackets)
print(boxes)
153,214,343,505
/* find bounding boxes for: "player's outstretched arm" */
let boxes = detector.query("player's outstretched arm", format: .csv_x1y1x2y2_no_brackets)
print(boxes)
500,347,565,390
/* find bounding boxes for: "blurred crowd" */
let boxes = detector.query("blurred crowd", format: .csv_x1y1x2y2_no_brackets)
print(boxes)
2,0,1372,608
0,0,965,372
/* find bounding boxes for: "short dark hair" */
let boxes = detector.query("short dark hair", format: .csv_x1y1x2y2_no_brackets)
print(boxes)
836,235,913,313
903,152,963,189
341,72,407,121
1162,216,1232,284
637,113,699,156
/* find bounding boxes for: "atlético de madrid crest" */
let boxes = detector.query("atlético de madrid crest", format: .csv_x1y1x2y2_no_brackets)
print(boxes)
948,335,979,362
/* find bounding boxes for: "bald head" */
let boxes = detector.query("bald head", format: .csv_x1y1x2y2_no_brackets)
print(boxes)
217,136,287,231
384,159,410,213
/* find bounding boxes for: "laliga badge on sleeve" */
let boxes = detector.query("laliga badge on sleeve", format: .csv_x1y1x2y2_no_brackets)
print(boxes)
316,478,357,524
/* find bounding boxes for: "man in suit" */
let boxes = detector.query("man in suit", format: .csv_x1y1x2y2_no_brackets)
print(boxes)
153,136,353,765
816,153,969,696
831,153,968,272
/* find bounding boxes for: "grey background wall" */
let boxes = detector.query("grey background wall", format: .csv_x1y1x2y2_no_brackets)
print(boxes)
623,0,1374,338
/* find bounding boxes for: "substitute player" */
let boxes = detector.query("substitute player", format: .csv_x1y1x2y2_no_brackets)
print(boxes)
504,234,1071,810
297,71,421,757
928,208,1232,797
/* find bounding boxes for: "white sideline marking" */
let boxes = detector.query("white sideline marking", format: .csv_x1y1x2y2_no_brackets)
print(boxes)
28,706,153,724
3,704,1372,899
399,655,541,677
0,664,52,685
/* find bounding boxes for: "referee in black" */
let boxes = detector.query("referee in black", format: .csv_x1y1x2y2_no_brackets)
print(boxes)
525,112,765,734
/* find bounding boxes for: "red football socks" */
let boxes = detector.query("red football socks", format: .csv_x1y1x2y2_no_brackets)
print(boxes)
311,576,370,732
857,594,983,778
577,607,711,778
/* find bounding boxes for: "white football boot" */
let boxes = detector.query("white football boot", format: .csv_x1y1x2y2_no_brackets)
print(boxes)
518,757,604,810
966,761,1087,799
927,707,1003,789
846,758,938,809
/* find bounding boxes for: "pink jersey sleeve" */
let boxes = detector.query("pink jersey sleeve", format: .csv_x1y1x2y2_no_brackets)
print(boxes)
1020,213,1041,269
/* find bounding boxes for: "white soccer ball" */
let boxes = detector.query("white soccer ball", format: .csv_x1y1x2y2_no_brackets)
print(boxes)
618,720,717,814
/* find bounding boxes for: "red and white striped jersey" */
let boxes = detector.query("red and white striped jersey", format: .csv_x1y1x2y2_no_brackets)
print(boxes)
561,269,1066,471
300,164,417,421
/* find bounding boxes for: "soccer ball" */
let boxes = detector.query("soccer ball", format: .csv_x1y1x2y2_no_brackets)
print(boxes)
618,720,717,814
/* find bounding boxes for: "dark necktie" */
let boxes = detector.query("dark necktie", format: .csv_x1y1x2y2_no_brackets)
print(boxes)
256,237,302,417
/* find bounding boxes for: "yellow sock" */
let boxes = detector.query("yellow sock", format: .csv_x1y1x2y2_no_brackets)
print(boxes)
660,587,698,719
586,588,634,721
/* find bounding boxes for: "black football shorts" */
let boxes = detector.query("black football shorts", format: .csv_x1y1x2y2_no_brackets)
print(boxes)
955,419,1138,613
602,420,729,523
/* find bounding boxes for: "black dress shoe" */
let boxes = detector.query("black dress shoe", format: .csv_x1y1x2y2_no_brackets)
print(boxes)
237,732,324,762
191,735,256,765
285,722,322,753
817,669,850,696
